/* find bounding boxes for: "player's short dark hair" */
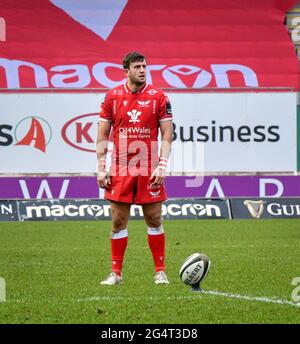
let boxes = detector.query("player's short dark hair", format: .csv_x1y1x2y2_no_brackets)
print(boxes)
123,52,146,69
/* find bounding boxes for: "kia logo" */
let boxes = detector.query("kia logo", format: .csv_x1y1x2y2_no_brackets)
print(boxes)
61,113,98,152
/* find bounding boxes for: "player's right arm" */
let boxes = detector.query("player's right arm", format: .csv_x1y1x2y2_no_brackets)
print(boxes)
96,95,112,189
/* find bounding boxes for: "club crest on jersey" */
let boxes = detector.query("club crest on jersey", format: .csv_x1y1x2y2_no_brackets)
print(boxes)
147,89,158,96
137,100,150,108
147,183,161,197
127,109,141,123
149,190,161,197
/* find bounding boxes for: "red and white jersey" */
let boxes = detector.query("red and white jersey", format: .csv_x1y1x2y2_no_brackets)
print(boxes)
99,83,173,167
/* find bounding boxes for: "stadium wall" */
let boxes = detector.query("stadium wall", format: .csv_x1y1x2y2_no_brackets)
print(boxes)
1,89,299,200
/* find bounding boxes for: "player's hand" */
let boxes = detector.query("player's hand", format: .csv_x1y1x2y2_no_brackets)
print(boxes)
97,169,111,189
150,157,168,186
150,166,166,186
150,157,168,185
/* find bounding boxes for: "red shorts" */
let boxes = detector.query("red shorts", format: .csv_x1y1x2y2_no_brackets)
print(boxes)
104,165,167,204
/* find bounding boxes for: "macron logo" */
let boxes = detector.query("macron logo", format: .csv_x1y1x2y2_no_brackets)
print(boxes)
127,110,141,123
50,0,128,40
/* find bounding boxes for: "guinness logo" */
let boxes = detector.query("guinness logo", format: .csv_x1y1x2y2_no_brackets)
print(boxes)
244,200,265,219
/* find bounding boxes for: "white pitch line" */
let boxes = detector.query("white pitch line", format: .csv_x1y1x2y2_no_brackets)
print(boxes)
77,290,300,308
202,290,300,308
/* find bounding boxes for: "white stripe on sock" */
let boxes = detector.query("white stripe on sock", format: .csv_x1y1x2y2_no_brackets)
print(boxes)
111,229,128,239
147,226,164,235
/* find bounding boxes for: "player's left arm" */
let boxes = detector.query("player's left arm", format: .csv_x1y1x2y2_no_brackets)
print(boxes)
150,92,173,185
159,120,173,161
150,120,173,185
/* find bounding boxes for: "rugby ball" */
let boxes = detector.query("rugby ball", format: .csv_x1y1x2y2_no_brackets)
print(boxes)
179,253,211,286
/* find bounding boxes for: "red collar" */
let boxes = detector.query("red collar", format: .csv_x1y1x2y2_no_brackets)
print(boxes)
124,83,148,94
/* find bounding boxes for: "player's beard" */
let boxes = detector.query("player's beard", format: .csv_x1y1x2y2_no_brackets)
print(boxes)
135,80,145,86
130,75,146,87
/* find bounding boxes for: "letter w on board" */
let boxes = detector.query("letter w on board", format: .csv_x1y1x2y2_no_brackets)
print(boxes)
19,180,70,199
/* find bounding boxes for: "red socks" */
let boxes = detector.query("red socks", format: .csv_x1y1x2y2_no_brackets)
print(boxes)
110,229,128,276
147,226,165,272
110,227,165,275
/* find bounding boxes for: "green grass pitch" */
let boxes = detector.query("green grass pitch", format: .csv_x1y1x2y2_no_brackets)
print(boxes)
0,219,299,324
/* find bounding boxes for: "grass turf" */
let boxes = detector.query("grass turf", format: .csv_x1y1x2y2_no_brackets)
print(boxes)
0,219,299,324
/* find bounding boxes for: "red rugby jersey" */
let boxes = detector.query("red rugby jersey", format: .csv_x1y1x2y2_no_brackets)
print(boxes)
99,83,173,168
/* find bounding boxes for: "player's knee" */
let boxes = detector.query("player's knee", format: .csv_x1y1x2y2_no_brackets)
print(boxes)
146,214,162,228
112,216,127,231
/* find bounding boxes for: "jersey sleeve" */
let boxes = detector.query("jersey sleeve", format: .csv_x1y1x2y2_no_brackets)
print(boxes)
158,92,173,122
99,94,112,123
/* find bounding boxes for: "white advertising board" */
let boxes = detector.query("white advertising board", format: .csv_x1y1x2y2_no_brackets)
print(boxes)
0,91,297,173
